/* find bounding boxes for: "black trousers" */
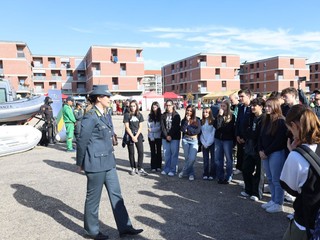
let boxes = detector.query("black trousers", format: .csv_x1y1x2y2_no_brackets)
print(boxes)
149,138,162,169
236,142,245,170
127,139,144,170
242,153,264,199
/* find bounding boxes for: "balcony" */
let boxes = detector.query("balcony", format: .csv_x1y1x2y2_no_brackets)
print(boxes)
0,69,3,75
120,70,126,76
234,75,240,79
215,74,220,79
33,76,46,81
93,70,101,76
49,63,56,68
78,76,86,82
277,75,284,80
34,88,45,94
221,63,227,67
33,63,43,68
136,57,144,62
17,85,30,91
77,88,87,94
112,85,119,90
17,52,25,58
199,87,207,93
199,62,207,67
52,76,62,80
67,76,73,81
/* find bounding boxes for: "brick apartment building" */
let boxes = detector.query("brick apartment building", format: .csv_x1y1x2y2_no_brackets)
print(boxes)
0,41,145,96
142,70,162,95
239,56,310,94
162,53,240,100
307,62,320,92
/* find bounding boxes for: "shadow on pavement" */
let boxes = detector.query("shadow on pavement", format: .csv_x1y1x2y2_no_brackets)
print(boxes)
10,184,112,238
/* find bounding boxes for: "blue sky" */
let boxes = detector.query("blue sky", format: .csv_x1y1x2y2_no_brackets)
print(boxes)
2,0,320,69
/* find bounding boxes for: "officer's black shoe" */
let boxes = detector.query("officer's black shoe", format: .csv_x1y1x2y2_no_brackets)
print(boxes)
119,228,143,238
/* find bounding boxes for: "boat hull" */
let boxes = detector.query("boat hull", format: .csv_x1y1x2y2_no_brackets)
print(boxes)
0,95,45,123
0,125,41,157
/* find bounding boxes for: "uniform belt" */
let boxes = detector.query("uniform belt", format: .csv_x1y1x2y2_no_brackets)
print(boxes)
65,122,74,124
185,134,197,139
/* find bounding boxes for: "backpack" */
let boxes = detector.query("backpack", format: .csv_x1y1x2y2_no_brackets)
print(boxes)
293,145,320,240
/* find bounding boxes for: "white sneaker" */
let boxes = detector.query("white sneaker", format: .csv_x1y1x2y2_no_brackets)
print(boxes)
168,172,175,177
261,200,275,209
130,168,136,175
266,203,283,213
189,175,195,181
240,191,250,197
250,196,259,202
238,181,245,189
138,169,148,176
178,172,184,178
203,176,208,180
284,192,295,203
161,170,167,175
151,169,157,172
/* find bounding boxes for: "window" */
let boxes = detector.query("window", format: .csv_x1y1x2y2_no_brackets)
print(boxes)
250,64,254,69
316,74,318,79
18,77,26,85
215,69,220,75
256,83,260,88
290,81,294,87
112,77,118,85
256,62,260,69
222,81,226,88
222,56,226,63
295,70,299,76
256,73,260,79
111,49,118,56
316,65,319,71
136,50,142,57
16,45,25,58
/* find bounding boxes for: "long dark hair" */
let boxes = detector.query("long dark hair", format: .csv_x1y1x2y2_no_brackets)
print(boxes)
129,100,140,116
185,104,198,126
149,101,161,122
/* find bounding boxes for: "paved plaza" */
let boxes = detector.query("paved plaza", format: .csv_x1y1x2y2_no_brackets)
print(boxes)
0,110,292,240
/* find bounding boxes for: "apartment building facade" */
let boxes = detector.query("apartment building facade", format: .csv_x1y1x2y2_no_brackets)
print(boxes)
239,56,310,93
162,53,240,100
142,70,162,95
307,62,320,92
0,41,145,96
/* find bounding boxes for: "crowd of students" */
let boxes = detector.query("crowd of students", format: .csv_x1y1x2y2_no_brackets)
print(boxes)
121,86,320,240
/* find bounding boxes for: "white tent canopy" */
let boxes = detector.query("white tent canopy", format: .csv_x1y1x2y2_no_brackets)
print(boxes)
111,94,127,101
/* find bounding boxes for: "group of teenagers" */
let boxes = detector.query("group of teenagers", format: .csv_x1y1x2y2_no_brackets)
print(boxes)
123,86,320,240
74,83,319,239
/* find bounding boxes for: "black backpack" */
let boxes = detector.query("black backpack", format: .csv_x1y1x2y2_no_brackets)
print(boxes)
293,145,320,240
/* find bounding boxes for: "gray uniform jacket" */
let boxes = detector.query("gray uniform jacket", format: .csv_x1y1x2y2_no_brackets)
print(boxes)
76,107,116,172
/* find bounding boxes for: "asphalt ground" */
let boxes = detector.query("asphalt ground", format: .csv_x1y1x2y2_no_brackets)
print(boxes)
0,109,292,240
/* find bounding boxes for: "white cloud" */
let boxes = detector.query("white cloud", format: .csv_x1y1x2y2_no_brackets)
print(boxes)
111,41,171,48
69,27,93,34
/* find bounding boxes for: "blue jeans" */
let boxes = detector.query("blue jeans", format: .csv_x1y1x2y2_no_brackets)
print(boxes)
181,137,198,176
262,149,285,205
215,138,233,181
162,139,180,174
202,143,216,178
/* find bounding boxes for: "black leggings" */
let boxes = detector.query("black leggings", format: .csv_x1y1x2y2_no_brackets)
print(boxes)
149,138,162,169
127,139,144,170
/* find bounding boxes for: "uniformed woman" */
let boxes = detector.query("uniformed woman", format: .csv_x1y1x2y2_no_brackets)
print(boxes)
76,85,143,239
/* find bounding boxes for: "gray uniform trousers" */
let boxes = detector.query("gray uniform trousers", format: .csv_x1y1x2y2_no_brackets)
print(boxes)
84,167,132,235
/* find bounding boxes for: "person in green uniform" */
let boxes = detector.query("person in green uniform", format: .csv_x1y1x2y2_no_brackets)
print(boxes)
63,96,76,152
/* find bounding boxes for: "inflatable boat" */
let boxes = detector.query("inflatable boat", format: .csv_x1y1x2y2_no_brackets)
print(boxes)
0,125,42,157
0,95,45,124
